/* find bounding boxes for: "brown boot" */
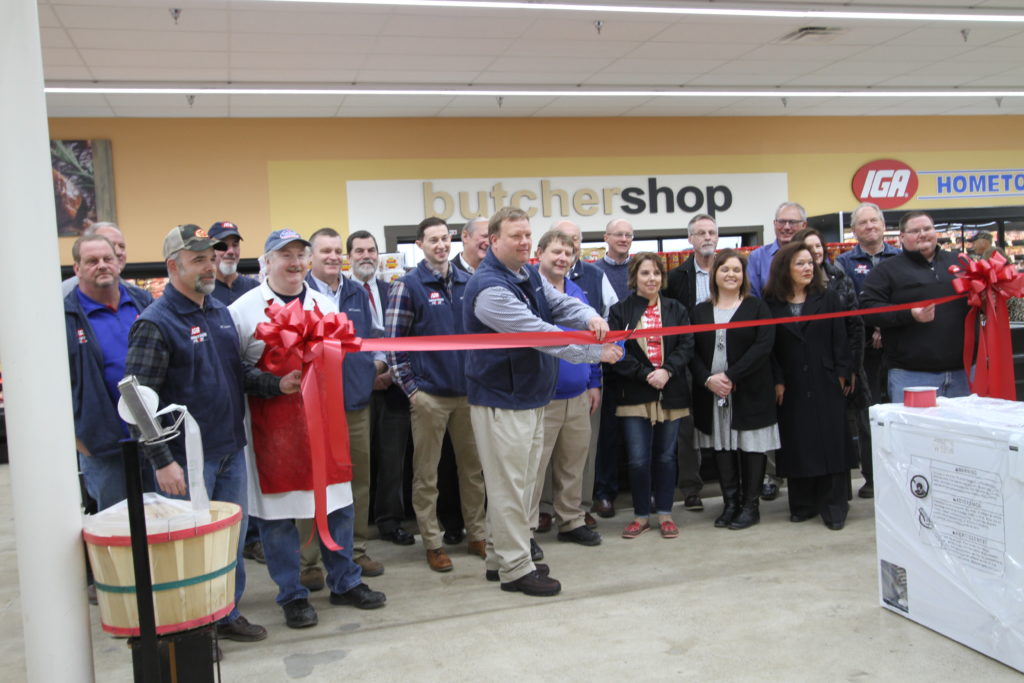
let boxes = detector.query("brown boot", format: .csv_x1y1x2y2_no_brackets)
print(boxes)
467,540,487,559
426,548,453,572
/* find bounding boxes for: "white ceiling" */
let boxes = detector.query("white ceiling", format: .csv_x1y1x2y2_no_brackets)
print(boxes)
39,0,1024,117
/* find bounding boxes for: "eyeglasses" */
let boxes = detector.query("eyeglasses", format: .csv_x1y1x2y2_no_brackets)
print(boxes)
774,219,805,227
903,226,935,236
608,232,634,239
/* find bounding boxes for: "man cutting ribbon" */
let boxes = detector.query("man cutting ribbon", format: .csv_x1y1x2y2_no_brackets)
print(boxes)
230,229,386,631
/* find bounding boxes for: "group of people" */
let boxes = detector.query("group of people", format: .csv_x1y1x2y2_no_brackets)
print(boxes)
64,199,971,653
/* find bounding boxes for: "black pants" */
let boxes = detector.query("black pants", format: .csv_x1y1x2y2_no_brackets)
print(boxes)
370,385,411,534
788,472,849,525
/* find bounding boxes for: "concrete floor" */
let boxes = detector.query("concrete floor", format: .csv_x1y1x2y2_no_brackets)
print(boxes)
1,464,1020,682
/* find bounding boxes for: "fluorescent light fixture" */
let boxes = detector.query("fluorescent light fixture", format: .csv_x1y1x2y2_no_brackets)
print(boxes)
45,86,1024,98
257,0,1024,24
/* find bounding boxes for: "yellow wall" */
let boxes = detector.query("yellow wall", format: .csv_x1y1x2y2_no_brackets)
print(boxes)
48,116,1024,265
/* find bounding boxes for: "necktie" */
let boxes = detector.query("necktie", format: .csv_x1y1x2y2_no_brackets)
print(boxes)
364,281,376,309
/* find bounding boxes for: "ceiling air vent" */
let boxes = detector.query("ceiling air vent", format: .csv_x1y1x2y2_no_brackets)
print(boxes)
775,26,849,43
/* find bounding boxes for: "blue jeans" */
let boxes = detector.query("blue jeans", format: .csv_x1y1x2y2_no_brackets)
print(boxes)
168,448,248,623
79,451,155,511
255,504,362,606
888,368,970,403
620,417,681,517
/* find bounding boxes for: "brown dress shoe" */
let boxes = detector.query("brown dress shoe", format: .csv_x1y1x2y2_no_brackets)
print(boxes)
426,548,453,572
584,512,597,530
467,540,487,559
355,554,384,577
300,566,325,591
592,499,615,518
536,512,553,533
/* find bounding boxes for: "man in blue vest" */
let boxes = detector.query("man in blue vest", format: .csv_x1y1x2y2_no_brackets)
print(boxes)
464,207,622,597
65,234,153,510
386,217,487,573
124,224,301,647
835,202,901,499
209,221,260,306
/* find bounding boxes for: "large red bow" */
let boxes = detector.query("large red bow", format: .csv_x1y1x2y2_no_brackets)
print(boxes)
949,252,1024,400
255,299,363,551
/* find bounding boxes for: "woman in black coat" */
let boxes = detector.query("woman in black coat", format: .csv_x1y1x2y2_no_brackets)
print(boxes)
690,249,780,530
764,241,855,530
609,253,694,540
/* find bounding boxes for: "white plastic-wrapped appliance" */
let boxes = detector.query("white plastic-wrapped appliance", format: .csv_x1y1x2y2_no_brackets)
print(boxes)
872,395,1024,673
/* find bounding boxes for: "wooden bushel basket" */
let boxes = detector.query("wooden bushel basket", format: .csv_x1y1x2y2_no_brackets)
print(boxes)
83,500,241,636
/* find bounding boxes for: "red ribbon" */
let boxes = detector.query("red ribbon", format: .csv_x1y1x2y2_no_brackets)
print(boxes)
253,291,974,551
255,299,363,552
357,294,967,352
949,253,1024,400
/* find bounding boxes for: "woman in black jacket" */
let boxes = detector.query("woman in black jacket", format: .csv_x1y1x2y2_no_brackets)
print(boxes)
764,241,855,530
690,249,780,530
609,253,694,540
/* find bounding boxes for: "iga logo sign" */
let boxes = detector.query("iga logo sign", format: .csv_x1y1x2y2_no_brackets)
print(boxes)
852,159,918,209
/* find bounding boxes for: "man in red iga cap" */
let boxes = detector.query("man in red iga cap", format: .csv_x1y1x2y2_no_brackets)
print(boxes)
209,221,260,306
124,224,302,649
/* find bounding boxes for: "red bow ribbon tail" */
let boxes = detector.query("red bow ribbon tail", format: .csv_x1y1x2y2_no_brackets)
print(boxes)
950,254,1022,400
300,344,345,552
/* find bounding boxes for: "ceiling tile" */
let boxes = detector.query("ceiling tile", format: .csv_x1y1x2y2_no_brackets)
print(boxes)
80,49,228,68
368,36,512,57
43,48,85,67
230,52,364,70
381,14,534,39
42,65,95,80
87,66,227,80
229,8,389,35
53,5,228,31
40,27,73,48
227,68,361,83
335,107,447,118
68,28,227,51
708,60,819,77
599,58,725,75
355,70,482,84
230,33,376,55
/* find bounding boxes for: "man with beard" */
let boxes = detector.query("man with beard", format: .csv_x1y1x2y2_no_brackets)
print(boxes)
861,211,971,401
125,224,300,649
209,221,259,306
452,217,489,275
385,217,487,572
835,202,901,499
230,229,386,629
748,202,807,298
665,213,721,513
207,220,263,563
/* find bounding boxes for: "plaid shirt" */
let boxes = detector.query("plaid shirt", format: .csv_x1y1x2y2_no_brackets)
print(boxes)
383,271,444,398
124,314,281,468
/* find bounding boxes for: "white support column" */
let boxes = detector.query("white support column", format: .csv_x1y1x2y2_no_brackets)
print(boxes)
1,1,95,681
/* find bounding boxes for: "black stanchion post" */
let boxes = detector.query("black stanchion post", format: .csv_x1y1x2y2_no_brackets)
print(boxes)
122,438,162,682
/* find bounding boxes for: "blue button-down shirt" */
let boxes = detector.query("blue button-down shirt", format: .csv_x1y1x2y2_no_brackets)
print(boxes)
76,283,141,404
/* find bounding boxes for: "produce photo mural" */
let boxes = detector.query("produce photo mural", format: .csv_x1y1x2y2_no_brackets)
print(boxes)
51,139,115,236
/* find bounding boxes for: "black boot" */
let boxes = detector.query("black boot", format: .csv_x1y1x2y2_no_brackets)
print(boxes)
713,450,740,528
730,452,767,530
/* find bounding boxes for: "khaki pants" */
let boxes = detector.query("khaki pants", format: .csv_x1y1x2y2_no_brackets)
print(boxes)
530,392,590,532
348,407,371,557
471,404,544,583
410,392,487,550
